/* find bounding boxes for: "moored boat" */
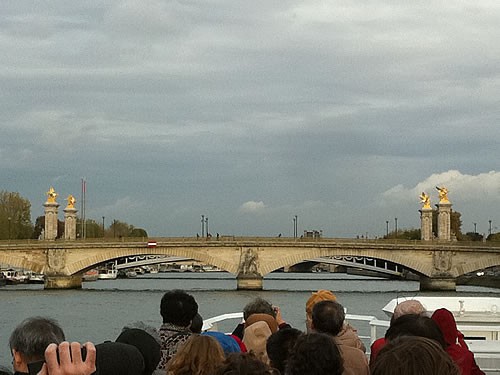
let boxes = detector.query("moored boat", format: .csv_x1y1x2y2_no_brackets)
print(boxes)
82,269,99,282
97,268,117,280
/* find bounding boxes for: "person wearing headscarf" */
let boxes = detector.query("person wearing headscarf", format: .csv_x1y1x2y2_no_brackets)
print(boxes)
431,308,485,375
305,290,366,352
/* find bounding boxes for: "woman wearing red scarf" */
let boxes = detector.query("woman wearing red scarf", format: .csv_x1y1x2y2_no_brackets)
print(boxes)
431,308,484,375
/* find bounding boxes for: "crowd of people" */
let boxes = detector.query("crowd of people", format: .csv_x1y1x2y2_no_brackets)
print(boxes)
1,289,485,375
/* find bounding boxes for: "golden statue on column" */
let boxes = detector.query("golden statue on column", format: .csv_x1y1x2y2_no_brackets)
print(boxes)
419,192,431,209
436,186,450,203
46,187,58,203
66,194,76,209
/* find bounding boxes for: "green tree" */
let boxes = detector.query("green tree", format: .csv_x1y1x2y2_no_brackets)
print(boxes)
130,227,148,237
0,190,33,239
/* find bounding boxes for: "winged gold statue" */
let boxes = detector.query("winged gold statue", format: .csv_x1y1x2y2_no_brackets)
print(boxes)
419,192,431,209
46,187,58,203
436,186,450,203
66,194,76,209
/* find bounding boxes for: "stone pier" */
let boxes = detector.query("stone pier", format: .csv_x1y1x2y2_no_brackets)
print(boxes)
420,276,456,291
237,275,263,290
44,202,59,240
44,275,82,289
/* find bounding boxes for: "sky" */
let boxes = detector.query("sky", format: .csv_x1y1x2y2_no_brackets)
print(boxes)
1,1,500,238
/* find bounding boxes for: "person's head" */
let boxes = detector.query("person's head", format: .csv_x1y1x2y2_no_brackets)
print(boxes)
9,316,65,372
116,328,161,375
160,289,198,326
243,321,273,364
190,313,204,334
431,308,459,347
266,328,303,374
391,300,426,323
385,314,446,348
305,290,336,331
311,300,345,336
371,336,460,375
95,341,146,375
168,334,225,375
243,298,275,321
202,331,241,356
284,333,343,375
215,352,277,375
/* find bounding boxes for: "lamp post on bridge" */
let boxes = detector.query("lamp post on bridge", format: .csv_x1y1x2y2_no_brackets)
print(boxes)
473,222,477,234
385,220,389,238
8,216,11,240
489,220,492,237
201,215,205,237
206,217,209,237
102,216,105,237
293,215,298,238
394,217,398,239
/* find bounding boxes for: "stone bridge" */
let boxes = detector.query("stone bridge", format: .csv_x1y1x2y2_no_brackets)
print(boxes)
1,237,499,291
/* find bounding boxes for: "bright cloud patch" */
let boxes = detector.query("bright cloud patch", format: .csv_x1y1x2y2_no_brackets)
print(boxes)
239,201,266,213
382,170,500,204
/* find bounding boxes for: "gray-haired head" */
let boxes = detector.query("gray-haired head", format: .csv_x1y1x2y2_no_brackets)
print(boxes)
9,316,65,361
243,297,275,321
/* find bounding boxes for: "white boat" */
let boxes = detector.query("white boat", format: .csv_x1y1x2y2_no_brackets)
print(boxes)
26,271,45,284
0,269,29,284
97,268,117,280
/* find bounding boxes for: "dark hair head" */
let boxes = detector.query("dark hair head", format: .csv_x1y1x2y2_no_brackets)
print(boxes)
311,300,345,336
243,298,275,321
190,313,204,334
266,328,303,374
9,316,65,361
115,328,161,375
160,290,198,326
284,333,343,375
385,314,445,348
371,336,460,375
215,352,276,375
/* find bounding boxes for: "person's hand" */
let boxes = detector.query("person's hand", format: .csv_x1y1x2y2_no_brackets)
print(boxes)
38,342,96,375
273,305,286,326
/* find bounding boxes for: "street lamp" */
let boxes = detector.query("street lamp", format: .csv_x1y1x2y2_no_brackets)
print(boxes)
293,216,296,238
474,222,477,234
201,215,205,237
8,216,11,240
102,216,105,237
489,220,492,237
385,221,389,238
394,218,398,239
205,217,209,236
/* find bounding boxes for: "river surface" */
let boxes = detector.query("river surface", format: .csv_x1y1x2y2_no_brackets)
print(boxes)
1,272,499,368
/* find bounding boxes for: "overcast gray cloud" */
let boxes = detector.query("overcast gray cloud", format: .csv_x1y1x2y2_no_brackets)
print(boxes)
1,1,499,237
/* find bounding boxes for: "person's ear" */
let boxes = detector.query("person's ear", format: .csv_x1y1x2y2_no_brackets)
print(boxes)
12,349,27,371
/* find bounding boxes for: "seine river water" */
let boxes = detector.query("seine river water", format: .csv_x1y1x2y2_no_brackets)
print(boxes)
1,272,499,368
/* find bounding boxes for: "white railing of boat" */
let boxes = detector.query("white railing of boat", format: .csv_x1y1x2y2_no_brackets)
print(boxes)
203,312,500,374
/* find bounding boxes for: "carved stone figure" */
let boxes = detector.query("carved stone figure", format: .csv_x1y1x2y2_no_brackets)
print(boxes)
419,192,431,209
239,248,259,275
46,187,58,203
433,251,453,274
46,249,67,273
66,194,76,209
436,186,450,203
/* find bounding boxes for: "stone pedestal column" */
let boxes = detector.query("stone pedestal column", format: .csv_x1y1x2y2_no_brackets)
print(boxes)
64,208,78,240
237,275,263,290
44,202,60,240
437,202,452,241
45,275,82,289
420,208,433,241
420,276,456,291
